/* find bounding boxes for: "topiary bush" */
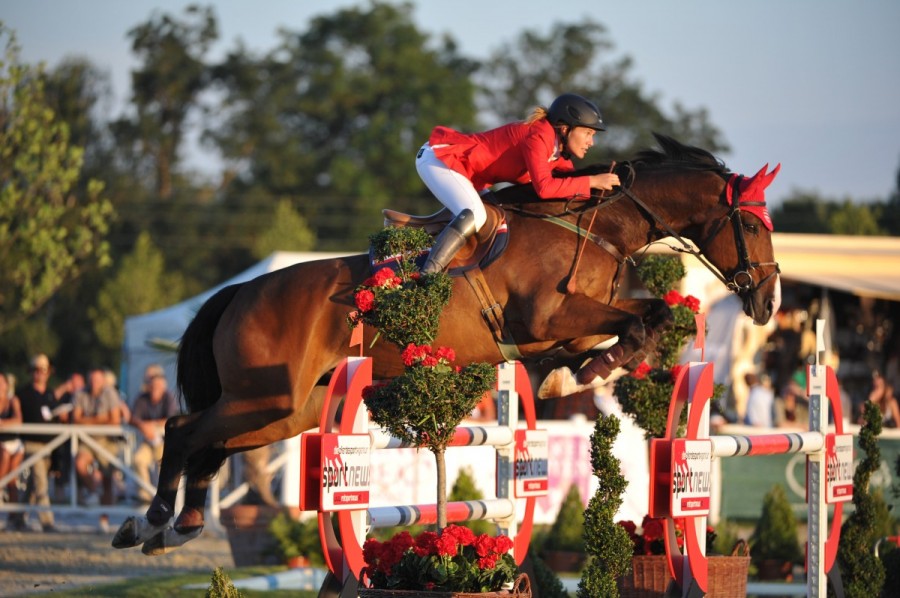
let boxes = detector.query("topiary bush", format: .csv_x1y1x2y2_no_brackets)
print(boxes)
544,483,586,553
838,400,887,597
750,484,803,569
579,414,633,597
206,567,244,598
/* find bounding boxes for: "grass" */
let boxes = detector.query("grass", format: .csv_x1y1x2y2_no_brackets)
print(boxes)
27,567,320,598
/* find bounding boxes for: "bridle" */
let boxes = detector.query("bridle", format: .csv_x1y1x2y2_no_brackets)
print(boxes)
617,172,780,299
553,166,780,301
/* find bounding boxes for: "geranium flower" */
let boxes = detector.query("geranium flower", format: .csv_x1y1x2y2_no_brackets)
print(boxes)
355,289,375,313
663,289,684,306
631,362,652,379
682,294,701,313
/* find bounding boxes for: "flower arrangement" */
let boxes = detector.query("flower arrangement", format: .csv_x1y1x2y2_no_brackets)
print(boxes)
348,227,452,347
362,524,518,593
617,515,716,556
364,343,495,453
352,226,519,595
614,255,720,438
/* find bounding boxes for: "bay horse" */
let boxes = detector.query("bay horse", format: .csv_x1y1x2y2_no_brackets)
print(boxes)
113,133,781,554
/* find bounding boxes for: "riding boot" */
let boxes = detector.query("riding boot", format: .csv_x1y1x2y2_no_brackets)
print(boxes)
421,209,477,274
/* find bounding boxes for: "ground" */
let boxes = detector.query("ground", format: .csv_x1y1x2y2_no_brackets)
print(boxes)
0,513,233,596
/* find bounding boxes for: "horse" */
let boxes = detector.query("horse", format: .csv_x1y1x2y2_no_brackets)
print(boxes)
112,133,781,554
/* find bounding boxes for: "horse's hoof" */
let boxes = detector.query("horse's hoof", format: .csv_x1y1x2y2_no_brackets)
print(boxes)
141,525,203,556
537,367,579,400
111,516,173,549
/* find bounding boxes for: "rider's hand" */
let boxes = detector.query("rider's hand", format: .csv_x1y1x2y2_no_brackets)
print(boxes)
589,173,620,191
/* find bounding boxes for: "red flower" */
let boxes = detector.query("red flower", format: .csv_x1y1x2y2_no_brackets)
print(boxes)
435,532,458,557
434,346,456,363
631,362,651,379
682,294,701,313
371,267,400,288
477,554,499,569
401,343,431,366
444,524,476,547
670,364,685,382
641,518,664,544
618,520,637,535
663,289,683,306
413,531,439,557
355,289,376,313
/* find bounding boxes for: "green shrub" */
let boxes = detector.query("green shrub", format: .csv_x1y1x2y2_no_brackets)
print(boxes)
544,484,585,553
750,484,803,567
266,511,325,565
206,567,244,598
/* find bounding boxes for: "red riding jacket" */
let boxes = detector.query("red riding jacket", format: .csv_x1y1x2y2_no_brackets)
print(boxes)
428,119,592,200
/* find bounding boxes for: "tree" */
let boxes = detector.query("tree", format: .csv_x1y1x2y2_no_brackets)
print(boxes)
477,21,728,162
0,25,113,335
89,232,186,361
772,191,886,235
207,1,479,247
251,199,316,259
115,4,218,198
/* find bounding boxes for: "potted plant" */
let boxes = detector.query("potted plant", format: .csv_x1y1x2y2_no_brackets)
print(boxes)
542,484,587,572
354,227,528,595
266,510,325,568
750,484,803,580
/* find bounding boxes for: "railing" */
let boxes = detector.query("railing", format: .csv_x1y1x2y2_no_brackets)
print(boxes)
0,423,294,525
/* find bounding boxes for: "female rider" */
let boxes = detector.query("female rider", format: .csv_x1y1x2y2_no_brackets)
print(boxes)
415,93,620,273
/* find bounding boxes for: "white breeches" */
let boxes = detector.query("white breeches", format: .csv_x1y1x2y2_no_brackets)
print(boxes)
415,143,488,231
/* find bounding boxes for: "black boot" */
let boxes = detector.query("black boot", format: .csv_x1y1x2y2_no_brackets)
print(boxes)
422,209,477,273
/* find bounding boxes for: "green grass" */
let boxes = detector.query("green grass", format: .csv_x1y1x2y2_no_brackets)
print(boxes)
27,567,320,598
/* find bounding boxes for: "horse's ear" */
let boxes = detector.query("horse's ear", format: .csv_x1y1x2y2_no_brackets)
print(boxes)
762,163,782,188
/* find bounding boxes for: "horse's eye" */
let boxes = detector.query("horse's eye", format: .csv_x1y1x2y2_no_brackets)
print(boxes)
743,223,759,235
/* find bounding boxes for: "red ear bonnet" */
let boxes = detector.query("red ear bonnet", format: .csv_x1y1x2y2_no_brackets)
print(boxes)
725,163,780,231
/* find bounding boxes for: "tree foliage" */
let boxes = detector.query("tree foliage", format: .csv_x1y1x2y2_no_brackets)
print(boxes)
89,232,186,355
0,25,112,335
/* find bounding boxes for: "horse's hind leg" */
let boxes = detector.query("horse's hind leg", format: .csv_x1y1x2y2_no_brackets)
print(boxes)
141,444,226,555
611,298,674,368
112,411,204,549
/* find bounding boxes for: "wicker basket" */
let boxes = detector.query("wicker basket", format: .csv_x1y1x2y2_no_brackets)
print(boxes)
358,573,531,598
617,541,750,598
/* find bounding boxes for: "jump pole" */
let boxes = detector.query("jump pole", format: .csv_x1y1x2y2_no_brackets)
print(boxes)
649,319,852,597
299,356,546,592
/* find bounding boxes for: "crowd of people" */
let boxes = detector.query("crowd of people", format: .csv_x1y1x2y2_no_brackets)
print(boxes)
0,354,180,532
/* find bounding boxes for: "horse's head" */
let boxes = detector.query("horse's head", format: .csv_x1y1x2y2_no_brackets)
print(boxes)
700,163,782,325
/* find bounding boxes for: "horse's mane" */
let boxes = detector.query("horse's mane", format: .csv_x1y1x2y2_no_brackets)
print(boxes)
631,132,727,174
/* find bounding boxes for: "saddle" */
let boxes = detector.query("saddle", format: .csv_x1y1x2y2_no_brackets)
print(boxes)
381,203,508,272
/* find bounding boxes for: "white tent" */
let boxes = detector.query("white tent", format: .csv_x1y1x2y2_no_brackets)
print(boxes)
121,251,355,403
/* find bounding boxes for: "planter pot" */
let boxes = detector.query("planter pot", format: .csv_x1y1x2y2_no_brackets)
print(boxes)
359,573,531,597
756,558,794,581
286,555,311,569
542,550,586,573
617,553,750,598
219,504,282,567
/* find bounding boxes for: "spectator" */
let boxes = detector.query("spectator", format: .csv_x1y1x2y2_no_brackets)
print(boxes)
49,371,83,498
743,372,775,428
0,372,24,510
776,370,809,428
71,368,121,506
130,374,179,504
857,371,900,428
12,354,58,532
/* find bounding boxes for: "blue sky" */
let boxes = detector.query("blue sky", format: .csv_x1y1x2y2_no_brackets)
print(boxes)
4,0,900,205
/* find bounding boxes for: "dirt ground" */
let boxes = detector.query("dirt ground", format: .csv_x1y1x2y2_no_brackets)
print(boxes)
0,514,234,596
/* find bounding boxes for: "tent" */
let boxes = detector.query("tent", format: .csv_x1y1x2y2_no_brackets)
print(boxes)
121,251,354,402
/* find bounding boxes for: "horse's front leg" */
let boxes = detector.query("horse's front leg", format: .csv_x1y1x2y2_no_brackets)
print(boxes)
530,293,646,385
609,297,674,368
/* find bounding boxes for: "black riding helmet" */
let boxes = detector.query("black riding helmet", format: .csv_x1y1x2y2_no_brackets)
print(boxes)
547,93,606,131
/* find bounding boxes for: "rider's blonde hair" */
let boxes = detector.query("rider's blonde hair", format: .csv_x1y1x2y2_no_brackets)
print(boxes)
525,106,548,125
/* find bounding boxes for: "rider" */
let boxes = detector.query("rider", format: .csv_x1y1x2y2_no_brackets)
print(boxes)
415,92,621,273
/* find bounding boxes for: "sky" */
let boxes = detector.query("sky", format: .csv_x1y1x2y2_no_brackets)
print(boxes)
4,0,900,205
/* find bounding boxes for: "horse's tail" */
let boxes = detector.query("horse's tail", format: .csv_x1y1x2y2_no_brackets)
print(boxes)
176,283,243,414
